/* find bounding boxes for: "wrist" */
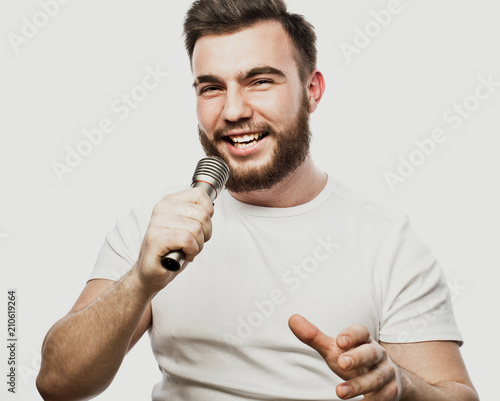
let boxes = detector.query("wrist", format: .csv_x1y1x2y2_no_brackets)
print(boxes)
126,266,161,301
398,366,417,401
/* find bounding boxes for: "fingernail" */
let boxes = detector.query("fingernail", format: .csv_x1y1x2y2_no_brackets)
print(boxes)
342,356,353,369
340,335,350,348
339,384,352,398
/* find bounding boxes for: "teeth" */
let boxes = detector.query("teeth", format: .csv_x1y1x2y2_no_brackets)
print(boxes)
234,141,256,149
229,133,262,143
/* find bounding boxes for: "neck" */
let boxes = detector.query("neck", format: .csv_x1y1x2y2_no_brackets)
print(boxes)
229,156,327,208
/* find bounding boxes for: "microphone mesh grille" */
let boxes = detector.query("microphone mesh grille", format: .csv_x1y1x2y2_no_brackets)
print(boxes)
192,157,230,190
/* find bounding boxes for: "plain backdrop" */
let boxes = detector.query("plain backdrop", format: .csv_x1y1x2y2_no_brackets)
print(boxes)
1,0,499,400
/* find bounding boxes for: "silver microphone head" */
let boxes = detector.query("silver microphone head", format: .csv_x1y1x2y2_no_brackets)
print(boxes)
191,157,230,201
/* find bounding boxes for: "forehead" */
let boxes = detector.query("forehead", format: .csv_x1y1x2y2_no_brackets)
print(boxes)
192,20,298,79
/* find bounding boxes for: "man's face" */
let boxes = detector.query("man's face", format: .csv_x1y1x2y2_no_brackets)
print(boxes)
192,21,313,193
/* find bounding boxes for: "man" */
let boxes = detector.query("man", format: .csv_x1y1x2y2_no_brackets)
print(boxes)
37,0,478,400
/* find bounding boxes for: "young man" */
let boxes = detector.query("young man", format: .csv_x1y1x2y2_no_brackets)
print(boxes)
37,1,478,400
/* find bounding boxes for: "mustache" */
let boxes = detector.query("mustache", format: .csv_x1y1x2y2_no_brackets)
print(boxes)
212,122,277,140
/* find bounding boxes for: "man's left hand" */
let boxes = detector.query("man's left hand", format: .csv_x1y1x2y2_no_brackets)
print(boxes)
288,314,404,400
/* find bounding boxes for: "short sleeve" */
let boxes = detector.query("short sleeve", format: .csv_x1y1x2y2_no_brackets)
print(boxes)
89,201,155,282
377,218,463,345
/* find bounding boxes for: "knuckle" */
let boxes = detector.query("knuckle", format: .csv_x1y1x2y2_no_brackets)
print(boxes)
386,360,395,377
179,232,201,254
177,229,193,244
385,381,400,400
192,187,211,203
345,324,370,345
358,323,369,331
151,203,160,215
194,224,205,240
359,344,378,365
373,369,387,389
153,196,169,211
370,345,381,361
155,195,177,211
176,203,193,217
145,227,163,245
191,186,205,197
204,219,213,237
149,214,167,228
351,379,368,397
205,229,213,242
188,231,202,247
200,208,212,223
352,323,368,333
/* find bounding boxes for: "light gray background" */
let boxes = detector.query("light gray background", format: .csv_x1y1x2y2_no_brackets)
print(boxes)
1,0,499,399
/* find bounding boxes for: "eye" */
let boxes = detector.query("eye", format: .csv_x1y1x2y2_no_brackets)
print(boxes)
254,79,273,86
199,86,222,95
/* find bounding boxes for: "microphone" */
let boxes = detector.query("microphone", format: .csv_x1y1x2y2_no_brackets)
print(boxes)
160,156,230,271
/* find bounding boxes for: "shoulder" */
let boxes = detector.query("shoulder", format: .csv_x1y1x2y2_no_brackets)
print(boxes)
331,181,409,232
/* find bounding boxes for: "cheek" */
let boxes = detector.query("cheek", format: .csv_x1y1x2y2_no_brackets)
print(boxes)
253,94,299,127
196,99,220,135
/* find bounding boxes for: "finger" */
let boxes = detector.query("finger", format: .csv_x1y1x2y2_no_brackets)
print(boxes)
154,200,213,242
166,229,202,263
336,359,395,399
168,206,213,243
361,382,400,401
145,225,201,262
159,187,214,213
155,196,213,221
338,341,385,372
190,186,217,211
336,323,371,350
187,204,213,242
288,314,335,359
160,215,207,257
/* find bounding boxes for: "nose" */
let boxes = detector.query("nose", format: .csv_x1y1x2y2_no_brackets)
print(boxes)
221,88,253,122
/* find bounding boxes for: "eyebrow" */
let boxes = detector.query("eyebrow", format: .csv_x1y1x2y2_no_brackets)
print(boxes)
193,66,287,89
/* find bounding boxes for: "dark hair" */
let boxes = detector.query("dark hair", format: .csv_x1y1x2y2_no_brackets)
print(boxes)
183,0,317,82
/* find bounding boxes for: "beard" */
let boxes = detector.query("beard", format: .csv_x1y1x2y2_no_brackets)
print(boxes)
198,93,312,193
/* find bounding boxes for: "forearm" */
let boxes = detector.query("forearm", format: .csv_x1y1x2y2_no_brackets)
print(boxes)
36,268,154,401
400,367,479,401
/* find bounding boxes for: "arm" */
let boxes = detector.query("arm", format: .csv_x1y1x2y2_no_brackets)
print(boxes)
36,275,153,401
381,341,478,401
288,314,479,401
36,188,214,400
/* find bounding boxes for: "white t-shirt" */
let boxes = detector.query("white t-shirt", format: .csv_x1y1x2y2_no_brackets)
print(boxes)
90,177,462,400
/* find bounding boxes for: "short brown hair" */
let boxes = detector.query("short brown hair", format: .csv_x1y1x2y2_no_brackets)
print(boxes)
183,0,317,82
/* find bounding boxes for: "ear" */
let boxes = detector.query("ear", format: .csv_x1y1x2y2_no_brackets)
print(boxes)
306,70,326,113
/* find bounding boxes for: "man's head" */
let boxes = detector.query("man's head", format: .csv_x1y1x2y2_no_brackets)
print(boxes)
183,0,317,83
184,1,325,194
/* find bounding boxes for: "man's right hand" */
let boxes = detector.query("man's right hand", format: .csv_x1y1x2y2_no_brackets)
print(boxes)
134,187,215,294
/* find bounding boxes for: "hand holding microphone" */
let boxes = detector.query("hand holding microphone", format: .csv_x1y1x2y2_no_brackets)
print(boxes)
160,157,230,271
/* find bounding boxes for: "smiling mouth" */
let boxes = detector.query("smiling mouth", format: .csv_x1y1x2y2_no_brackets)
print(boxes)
224,132,268,149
